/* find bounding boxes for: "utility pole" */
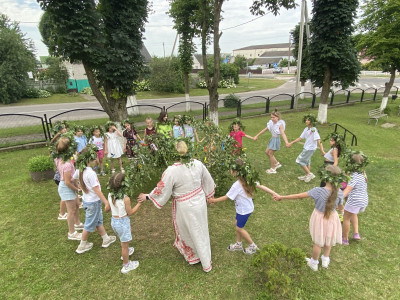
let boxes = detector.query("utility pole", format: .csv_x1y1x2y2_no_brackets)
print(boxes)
294,0,306,109
288,36,291,74
304,1,315,94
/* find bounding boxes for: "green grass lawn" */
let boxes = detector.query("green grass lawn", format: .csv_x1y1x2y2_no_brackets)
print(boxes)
0,93,89,106
1,102,400,299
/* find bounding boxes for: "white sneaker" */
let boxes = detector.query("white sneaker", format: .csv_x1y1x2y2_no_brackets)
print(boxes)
102,236,117,248
321,256,330,268
121,260,139,274
121,247,135,260
304,173,315,183
227,242,243,251
298,175,307,180
76,242,93,254
67,231,82,241
306,257,318,271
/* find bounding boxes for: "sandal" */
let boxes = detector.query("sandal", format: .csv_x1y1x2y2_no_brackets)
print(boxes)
74,223,84,230
58,213,67,220
68,231,82,241
275,162,282,169
266,168,277,174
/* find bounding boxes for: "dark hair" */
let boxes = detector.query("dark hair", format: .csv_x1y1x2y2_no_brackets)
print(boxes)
331,137,342,157
158,111,168,123
108,173,126,204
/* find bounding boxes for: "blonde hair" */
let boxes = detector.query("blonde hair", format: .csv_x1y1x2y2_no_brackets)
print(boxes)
176,141,188,155
238,176,254,198
352,154,364,165
146,117,153,122
56,137,70,152
108,173,126,204
271,109,281,119
324,165,341,219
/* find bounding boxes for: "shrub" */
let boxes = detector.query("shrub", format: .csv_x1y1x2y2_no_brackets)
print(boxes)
55,85,67,94
80,87,94,95
197,80,207,89
27,155,54,172
249,243,306,299
148,57,184,93
133,79,151,92
38,89,52,98
223,93,240,108
218,79,236,89
24,87,40,98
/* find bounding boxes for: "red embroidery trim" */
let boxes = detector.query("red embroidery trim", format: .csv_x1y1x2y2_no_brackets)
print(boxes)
152,180,165,196
174,186,202,202
149,194,163,208
206,185,216,198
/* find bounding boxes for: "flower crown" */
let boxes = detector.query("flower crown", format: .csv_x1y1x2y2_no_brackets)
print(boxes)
318,165,349,188
181,115,194,124
302,114,317,126
73,124,86,133
105,121,117,132
121,119,135,128
229,118,245,132
323,132,347,156
89,125,105,137
52,120,69,134
75,144,99,171
229,157,259,187
344,150,369,173
50,131,77,162
107,173,131,200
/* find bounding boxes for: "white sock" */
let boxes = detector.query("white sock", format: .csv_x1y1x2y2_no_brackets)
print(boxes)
102,234,109,241
310,258,319,265
236,241,242,245
321,255,330,262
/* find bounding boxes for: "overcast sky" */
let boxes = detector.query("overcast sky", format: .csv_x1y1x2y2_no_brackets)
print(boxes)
2,0,314,59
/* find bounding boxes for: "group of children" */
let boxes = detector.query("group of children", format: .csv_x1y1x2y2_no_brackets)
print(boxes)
220,111,369,271
50,109,369,274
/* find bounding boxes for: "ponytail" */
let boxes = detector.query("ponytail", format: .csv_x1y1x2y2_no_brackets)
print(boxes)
324,185,338,219
79,168,89,194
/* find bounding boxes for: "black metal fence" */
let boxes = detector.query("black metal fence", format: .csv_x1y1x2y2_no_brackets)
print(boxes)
0,86,398,148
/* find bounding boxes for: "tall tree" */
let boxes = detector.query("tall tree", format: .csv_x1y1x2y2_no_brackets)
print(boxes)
308,0,361,124
169,0,200,111
0,14,36,104
38,0,148,121
357,0,400,111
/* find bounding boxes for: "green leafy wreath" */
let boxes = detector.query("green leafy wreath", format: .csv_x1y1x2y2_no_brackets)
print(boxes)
50,131,77,162
105,121,117,132
344,150,369,173
75,144,98,171
318,165,349,188
228,118,245,132
302,114,317,126
52,120,69,135
323,132,347,157
228,156,259,188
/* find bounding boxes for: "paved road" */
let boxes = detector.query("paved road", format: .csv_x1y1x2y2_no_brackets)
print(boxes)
0,76,398,128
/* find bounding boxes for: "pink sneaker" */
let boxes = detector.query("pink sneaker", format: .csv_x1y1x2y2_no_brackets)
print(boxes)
353,233,361,240
342,238,349,245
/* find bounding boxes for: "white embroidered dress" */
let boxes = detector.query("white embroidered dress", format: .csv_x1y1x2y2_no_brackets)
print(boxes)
148,159,215,272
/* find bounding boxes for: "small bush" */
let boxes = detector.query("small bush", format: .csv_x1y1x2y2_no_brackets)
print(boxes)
80,87,94,95
249,243,306,299
133,79,151,92
24,87,39,98
38,89,52,98
383,106,392,115
223,93,240,108
197,80,207,89
27,155,54,172
218,79,236,89
55,85,67,94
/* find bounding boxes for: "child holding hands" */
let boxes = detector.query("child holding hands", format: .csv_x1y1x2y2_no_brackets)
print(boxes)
108,172,142,274
104,121,124,174
274,165,344,271
229,119,255,154
208,159,275,254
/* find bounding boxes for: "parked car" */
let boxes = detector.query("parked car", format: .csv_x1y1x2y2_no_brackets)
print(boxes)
272,67,283,74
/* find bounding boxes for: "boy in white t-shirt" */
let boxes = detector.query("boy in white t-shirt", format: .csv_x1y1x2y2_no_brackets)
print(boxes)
73,146,116,254
288,114,324,183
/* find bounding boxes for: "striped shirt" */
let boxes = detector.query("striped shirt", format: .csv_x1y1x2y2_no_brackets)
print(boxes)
308,187,343,213
347,172,368,207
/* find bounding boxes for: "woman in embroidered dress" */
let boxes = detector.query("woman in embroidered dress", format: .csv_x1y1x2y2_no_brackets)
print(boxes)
138,141,215,272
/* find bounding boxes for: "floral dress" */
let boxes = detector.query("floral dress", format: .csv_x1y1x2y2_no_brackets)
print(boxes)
123,128,139,158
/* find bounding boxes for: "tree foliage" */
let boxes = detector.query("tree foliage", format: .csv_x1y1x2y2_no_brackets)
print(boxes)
357,0,400,100
0,14,36,104
38,0,148,121
233,55,248,70
38,57,69,84
148,56,184,93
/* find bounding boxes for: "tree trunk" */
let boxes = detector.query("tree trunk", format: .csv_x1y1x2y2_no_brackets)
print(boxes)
127,95,139,116
380,66,396,111
83,62,128,121
300,81,305,99
317,68,332,124
184,72,191,112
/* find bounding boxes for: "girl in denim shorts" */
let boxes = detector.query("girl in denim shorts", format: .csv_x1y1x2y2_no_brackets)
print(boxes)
108,172,142,274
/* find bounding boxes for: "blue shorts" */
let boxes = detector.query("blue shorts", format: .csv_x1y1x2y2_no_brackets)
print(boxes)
236,213,252,228
83,200,103,232
111,217,132,243
58,181,77,201
296,149,316,166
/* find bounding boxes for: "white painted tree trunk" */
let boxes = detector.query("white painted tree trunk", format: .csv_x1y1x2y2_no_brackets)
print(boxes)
209,110,219,126
185,93,191,112
300,86,305,99
380,96,388,111
127,95,139,116
317,103,328,124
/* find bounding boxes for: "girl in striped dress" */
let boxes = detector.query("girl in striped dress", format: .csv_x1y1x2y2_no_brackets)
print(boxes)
254,110,289,174
342,153,369,245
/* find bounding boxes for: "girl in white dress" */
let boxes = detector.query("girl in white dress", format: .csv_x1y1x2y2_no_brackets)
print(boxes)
104,122,124,174
254,109,289,174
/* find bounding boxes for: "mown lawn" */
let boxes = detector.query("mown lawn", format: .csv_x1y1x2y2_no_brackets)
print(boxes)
0,93,89,106
1,101,400,299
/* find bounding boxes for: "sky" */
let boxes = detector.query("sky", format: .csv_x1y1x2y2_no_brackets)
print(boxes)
1,0,314,59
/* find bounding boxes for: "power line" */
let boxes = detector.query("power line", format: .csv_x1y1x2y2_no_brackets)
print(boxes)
222,15,266,31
